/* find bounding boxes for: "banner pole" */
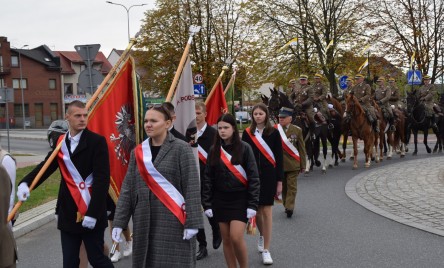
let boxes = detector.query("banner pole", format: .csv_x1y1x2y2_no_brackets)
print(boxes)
7,38,138,223
205,66,229,105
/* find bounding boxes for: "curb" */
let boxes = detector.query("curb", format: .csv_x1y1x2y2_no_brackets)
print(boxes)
13,199,57,239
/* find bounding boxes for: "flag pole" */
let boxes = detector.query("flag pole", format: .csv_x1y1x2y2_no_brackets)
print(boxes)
224,70,236,95
165,25,201,102
205,66,229,105
7,37,139,223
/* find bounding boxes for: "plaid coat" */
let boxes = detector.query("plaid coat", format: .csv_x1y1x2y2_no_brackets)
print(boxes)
113,132,203,268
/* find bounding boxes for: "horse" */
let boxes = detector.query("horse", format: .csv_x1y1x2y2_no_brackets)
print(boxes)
344,94,376,169
390,107,407,158
405,90,442,155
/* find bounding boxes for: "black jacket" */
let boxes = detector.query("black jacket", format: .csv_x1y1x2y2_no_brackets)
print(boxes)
21,128,110,233
170,126,188,142
202,141,260,211
197,125,216,185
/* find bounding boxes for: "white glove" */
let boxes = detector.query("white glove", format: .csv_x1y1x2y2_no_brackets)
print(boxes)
204,209,213,218
17,183,30,201
112,227,123,243
328,104,334,109
82,216,97,229
183,228,198,240
343,112,347,118
391,105,395,109
313,107,318,113
246,208,256,219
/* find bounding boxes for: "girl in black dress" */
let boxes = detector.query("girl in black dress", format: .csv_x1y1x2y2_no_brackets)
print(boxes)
202,114,259,268
242,103,283,265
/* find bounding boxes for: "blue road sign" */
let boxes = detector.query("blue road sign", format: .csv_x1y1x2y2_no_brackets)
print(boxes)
339,75,348,90
194,84,205,95
406,70,422,85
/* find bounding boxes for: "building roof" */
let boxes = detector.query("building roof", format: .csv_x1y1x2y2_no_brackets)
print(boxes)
12,45,61,71
55,51,113,74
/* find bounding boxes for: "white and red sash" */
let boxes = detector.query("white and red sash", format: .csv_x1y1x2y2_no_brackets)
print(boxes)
197,145,208,165
135,139,186,225
220,147,248,187
245,127,276,167
274,124,300,162
57,136,93,216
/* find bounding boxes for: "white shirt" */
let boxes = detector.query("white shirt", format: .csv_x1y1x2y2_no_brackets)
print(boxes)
255,127,263,137
197,123,207,138
68,130,84,153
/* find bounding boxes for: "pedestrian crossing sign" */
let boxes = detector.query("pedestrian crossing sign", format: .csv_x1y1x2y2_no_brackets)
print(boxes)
406,70,422,85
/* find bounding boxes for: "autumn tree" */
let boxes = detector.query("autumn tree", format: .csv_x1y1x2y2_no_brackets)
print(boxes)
366,0,444,83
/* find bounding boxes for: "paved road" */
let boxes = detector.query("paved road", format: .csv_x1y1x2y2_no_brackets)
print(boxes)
14,140,444,268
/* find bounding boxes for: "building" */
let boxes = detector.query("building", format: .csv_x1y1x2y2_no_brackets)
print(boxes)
0,36,62,128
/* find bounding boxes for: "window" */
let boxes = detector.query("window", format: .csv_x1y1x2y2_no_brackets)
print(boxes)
64,83,73,95
14,104,29,117
12,79,27,89
50,103,58,120
11,56,18,67
49,79,56,90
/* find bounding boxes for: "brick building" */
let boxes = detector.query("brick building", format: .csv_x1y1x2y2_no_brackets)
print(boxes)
0,36,62,128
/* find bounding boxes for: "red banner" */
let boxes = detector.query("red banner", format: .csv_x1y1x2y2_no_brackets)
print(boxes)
88,57,143,200
206,80,228,125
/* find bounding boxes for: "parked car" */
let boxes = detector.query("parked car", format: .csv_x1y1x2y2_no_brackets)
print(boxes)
235,111,251,123
47,120,68,148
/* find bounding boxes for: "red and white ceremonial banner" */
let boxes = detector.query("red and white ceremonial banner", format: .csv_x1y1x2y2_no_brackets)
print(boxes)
220,147,248,186
274,124,300,162
244,127,276,167
206,80,228,126
57,135,93,216
88,56,143,200
135,139,186,225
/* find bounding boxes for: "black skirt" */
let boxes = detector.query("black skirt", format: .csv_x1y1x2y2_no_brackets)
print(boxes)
213,191,248,223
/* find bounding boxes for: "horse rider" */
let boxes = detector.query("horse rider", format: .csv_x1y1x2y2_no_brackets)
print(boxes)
311,73,333,128
350,74,380,133
290,75,316,138
375,77,395,132
388,78,403,109
417,75,438,130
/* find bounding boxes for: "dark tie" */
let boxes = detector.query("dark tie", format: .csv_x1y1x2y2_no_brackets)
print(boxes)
65,137,72,153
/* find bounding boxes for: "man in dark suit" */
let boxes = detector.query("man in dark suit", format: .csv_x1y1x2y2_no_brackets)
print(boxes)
17,100,113,268
194,102,221,260
162,102,188,141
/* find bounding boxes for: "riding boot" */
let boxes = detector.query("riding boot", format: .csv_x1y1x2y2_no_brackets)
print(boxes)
374,119,380,133
430,116,438,132
310,122,316,140
389,117,396,132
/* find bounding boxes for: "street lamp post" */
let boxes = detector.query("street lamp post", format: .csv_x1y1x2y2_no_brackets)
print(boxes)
14,45,29,130
106,1,147,42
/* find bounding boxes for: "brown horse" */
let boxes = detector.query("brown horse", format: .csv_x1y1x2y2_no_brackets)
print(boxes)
345,94,376,169
389,108,407,158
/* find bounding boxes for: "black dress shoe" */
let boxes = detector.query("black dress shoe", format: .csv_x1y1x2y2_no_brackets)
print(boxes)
285,209,293,218
212,234,222,249
196,247,208,260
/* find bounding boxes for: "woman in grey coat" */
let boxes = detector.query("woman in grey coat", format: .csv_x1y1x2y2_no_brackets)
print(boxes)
112,105,203,267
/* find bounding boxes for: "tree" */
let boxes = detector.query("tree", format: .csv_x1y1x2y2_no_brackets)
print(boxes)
366,0,444,83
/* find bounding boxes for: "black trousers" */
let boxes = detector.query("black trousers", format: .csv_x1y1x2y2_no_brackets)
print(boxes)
60,228,114,268
197,216,220,248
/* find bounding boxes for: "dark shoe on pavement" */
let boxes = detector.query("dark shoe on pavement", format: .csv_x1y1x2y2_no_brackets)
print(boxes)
285,209,293,218
196,247,208,260
212,233,222,249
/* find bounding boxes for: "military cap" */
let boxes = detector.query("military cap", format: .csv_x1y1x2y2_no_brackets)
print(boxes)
354,74,364,79
346,78,353,82
423,75,431,80
314,73,323,78
278,107,293,117
376,77,385,82
289,79,297,84
388,78,395,82
299,74,308,80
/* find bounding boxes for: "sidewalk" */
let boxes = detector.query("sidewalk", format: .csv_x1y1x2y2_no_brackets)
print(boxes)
346,155,444,237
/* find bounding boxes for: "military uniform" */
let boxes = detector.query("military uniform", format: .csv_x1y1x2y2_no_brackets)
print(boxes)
292,84,315,124
312,81,330,119
388,82,402,109
417,82,437,117
374,83,393,120
351,80,379,131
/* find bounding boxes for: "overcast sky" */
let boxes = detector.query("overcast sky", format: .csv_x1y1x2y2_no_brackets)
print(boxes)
1,0,156,57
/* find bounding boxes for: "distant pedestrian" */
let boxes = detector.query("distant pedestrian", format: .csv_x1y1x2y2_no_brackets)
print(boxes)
203,113,260,268
17,100,113,268
242,103,283,265
112,105,203,267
